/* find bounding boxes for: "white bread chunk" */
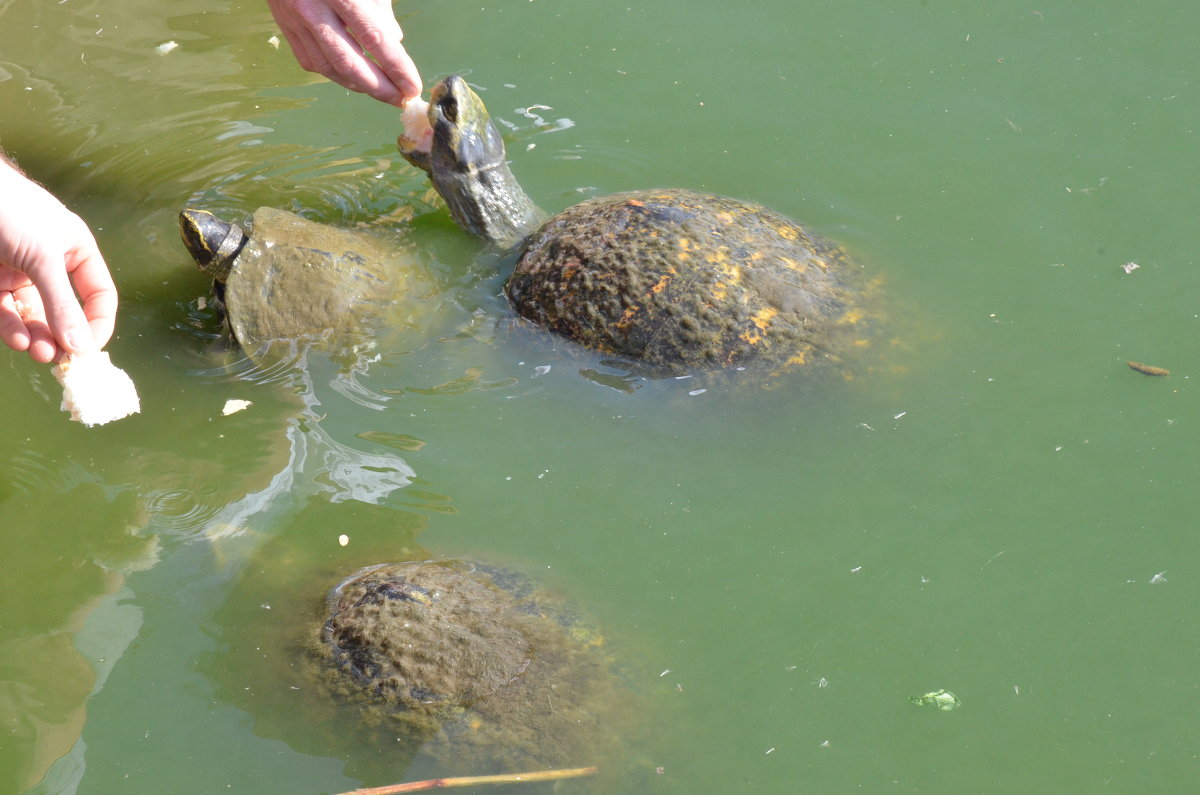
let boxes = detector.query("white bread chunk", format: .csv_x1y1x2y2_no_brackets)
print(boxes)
399,97,433,154
52,351,140,427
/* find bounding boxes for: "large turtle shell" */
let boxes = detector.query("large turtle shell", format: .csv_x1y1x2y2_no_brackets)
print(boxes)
505,189,871,376
321,560,602,716
317,560,628,772
323,560,556,712
225,207,398,362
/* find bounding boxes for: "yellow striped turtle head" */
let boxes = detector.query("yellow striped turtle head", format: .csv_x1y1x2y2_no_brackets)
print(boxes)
179,209,247,283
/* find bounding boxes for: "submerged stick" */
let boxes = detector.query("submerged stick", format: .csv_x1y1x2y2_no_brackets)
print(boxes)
338,766,599,794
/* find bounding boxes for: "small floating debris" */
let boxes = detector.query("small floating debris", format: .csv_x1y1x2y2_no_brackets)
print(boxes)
338,534,350,547
1121,261,1140,274
155,40,179,56
1127,360,1169,376
222,399,253,416
1150,570,1167,584
909,689,960,711
267,35,281,49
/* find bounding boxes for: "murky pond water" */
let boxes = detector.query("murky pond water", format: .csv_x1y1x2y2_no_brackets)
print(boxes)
5,1,1200,792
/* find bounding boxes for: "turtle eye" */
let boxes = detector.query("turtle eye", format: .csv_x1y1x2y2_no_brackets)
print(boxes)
440,94,459,124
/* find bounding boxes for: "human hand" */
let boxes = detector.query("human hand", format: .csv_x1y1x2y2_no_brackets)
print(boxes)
0,161,117,364
267,0,422,106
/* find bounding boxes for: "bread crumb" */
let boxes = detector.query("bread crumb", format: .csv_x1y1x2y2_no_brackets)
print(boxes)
222,399,253,416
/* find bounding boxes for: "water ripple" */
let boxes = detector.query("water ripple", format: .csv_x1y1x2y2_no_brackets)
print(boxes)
141,487,226,536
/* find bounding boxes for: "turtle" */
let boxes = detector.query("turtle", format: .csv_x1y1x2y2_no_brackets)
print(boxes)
399,75,877,378
178,205,424,365
311,559,636,774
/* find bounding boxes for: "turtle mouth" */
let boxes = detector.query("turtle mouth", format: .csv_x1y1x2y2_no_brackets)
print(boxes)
398,96,434,161
398,75,510,176
397,76,466,173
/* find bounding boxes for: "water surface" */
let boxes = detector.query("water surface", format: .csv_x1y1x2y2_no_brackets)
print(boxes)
4,1,1200,792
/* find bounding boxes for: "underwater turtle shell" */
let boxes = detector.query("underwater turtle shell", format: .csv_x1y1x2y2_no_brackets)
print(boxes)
210,533,655,782
318,559,621,769
179,206,405,364
323,560,573,712
506,189,867,375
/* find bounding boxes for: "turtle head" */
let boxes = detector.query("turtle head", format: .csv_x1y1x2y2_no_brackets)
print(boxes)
398,75,543,248
179,209,246,283
430,75,508,174
399,75,506,176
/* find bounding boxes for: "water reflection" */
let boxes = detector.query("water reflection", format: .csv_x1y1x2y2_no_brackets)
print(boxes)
0,479,150,793
7,351,436,789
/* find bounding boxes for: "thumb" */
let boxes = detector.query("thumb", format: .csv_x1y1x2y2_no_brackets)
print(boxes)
34,256,98,355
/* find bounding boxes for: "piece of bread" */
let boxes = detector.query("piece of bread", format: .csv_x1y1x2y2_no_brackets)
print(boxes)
399,97,433,154
52,351,140,427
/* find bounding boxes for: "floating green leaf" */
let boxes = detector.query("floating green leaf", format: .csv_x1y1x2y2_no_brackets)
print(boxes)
908,689,960,710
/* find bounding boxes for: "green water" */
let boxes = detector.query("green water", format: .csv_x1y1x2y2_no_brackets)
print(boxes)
4,0,1200,792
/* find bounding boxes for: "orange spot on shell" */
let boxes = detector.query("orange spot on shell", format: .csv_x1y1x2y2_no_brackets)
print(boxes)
650,269,675,294
739,307,778,345
614,304,642,330
839,308,865,325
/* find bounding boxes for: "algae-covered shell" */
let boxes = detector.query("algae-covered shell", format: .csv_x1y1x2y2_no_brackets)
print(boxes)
506,189,872,376
322,560,599,714
315,559,635,774
180,206,413,364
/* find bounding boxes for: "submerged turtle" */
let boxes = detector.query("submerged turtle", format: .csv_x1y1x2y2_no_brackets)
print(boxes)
178,205,423,365
399,75,876,377
314,559,632,773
